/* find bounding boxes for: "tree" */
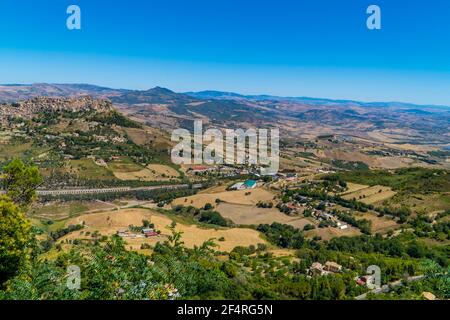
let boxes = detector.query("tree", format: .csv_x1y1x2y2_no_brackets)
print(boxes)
1,159,43,208
203,203,213,210
0,196,32,285
167,222,184,247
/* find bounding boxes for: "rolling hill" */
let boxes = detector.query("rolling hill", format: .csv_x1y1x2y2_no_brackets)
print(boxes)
0,83,449,170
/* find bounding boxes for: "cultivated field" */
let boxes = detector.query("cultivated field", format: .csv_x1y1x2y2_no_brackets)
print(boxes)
387,192,450,213
0,142,32,160
172,188,276,208
68,159,115,180
62,208,266,252
342,183,370,194
342,185,396,205
29,200,115,221
112,163,180,181
217,202,313,229
355,212,400,234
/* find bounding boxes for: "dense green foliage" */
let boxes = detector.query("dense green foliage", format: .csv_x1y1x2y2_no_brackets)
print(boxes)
286,187,374,213
257,223,305,249
331,160,369,171
325,168,449,194
327,234,449,267
90,110,143,129
0,159,448,300
50,225,84,241
198,211,229,227
1,159,43,207
0,196,32,285
410,213,450,241
39,188,197,204
170,205,230,227
0,232,367,300
1,214,448,300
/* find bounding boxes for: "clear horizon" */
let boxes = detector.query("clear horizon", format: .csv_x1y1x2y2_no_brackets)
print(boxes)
3,81,450,108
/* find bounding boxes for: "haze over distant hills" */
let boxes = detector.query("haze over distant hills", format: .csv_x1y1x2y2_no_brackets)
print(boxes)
0,83,449,148
185,90,450,111
1,83,449,110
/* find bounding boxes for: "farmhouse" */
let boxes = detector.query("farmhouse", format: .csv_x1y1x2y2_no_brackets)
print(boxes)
188,165,212,173
230,179,258,190
356,275,375,286
324,261,343,273
142,228,158,237
309,261,342,276
309,262,325,276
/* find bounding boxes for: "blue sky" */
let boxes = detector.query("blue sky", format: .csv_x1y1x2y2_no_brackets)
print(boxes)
1,0,450,105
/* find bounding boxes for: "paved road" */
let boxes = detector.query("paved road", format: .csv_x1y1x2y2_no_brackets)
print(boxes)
355,275,425,300
36,183,203,196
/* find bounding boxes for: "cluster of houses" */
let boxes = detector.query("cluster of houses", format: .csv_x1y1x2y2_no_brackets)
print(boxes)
187,165,301,180
0,96,112,124
309,261,343,276
313,209,349,230
187,165,250,177
271,172,298,182
281,194,350,230
90,134,127,144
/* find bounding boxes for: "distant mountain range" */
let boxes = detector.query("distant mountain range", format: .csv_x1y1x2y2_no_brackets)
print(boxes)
185,90,450,111
1,83,449,111
0,83,449,147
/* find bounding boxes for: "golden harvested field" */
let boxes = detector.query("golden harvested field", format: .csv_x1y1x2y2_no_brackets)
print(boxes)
119,127,154,146
198,184,229,194
373,157,418,169
217,203,312,229
147,164,180,177
113,164,180,181
322,149,375,166
172,188,276,208
342,183,370,194
62,208,265,252
342,185,396,205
